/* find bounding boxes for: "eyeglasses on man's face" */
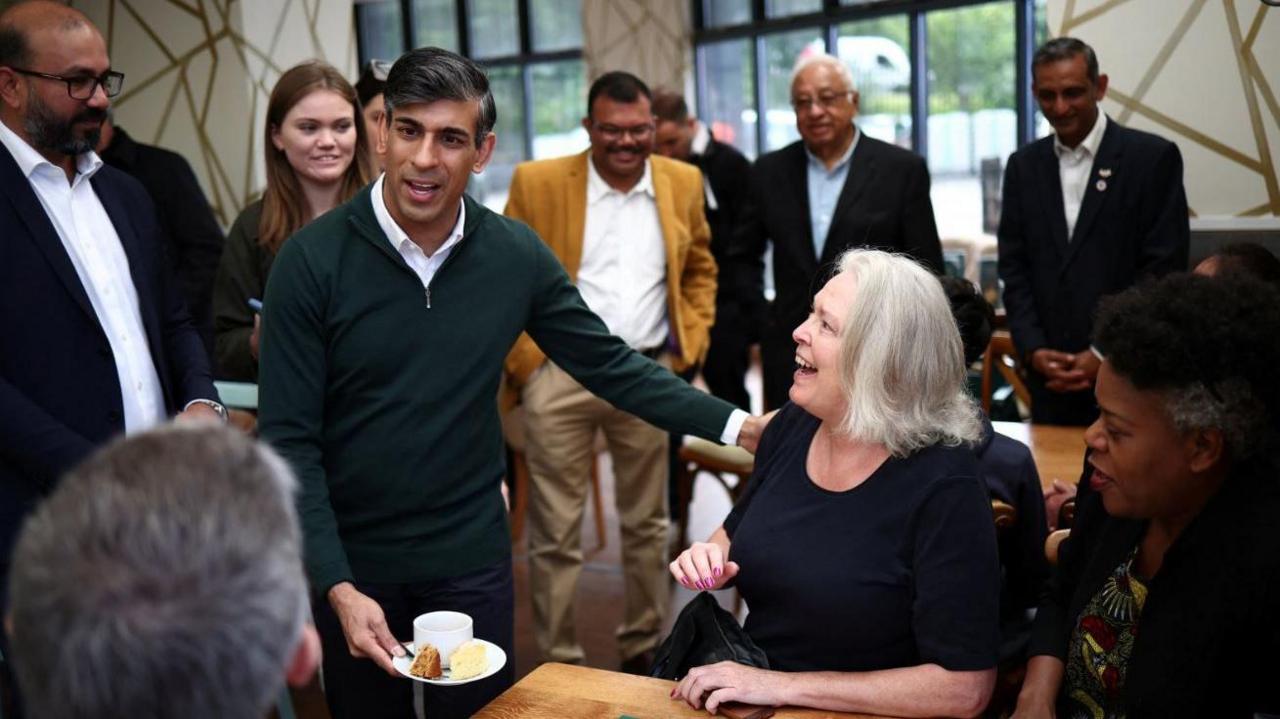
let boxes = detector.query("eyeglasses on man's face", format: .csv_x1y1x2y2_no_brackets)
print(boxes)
9,68,126,100
790,91,855,112
591,122,655,143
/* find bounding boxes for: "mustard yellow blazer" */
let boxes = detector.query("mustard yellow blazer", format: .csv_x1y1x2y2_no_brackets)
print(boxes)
503,150,717,389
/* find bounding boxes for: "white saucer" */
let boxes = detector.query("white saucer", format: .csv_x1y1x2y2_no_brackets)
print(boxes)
393,639,507,685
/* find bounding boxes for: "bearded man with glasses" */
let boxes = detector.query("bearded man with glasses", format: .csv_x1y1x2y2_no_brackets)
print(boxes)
728,52,943,411
0,8,222,709
504,70,720,673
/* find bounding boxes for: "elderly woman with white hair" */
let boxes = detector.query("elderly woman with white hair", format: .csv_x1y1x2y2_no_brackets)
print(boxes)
670,249,999,717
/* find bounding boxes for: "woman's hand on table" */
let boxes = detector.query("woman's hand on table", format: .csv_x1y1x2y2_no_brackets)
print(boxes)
670,541,739,591
671,661,789,713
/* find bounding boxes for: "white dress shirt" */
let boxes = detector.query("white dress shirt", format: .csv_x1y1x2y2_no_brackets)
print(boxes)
370,173,466,296
578,157,669,352
1054,111,1107,241
0,120,165,433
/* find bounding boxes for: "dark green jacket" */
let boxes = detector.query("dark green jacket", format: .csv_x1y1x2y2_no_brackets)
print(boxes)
212,200,273,381
258,186,735,593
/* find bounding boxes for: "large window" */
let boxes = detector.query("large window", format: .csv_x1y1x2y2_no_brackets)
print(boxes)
355,0,585,210
694,0,1046,240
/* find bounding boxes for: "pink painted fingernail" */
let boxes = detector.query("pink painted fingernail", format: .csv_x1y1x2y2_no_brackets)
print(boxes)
714,567,722,577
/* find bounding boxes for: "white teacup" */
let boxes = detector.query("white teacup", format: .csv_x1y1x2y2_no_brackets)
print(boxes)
413,611,473,669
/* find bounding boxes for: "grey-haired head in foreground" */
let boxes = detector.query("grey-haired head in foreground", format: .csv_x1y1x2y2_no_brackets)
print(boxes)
7,424,309,719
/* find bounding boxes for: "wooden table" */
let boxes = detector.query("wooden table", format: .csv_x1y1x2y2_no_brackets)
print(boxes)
475,662,888,719
991,421,1087,490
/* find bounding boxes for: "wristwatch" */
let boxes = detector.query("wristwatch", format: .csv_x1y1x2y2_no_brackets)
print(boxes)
185,398,228,422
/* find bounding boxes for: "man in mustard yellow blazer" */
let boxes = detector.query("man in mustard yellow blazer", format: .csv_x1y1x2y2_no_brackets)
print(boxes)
504,71,717,670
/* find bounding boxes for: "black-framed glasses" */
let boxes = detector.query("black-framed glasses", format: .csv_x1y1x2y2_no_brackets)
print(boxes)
10,68,125,99
790,91,855,112
591,122,655,142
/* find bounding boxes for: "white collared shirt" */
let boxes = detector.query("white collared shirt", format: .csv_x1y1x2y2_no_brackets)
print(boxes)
1054,112,1107,241
579,156,669,352
0,119,165,433
370,173,466,293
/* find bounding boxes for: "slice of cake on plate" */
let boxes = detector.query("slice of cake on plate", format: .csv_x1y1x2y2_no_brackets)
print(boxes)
409,643,442,679
448,640,488,680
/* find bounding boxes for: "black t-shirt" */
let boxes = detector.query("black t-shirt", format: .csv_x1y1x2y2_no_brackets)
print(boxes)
725,403,1001,673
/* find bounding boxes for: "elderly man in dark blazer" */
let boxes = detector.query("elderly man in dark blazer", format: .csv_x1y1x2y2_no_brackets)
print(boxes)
730,52,943,410
998,37,1188,426
0,0,221,629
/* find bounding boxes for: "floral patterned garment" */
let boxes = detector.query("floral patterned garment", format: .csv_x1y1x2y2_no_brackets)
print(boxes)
1062,545,1149,719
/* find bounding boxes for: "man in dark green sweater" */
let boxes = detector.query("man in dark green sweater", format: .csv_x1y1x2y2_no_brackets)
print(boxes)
258,48,764,719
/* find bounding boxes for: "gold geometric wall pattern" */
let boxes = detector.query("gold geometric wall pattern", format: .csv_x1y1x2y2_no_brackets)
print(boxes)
1050,0,1278,217
583,0,690,93
73,0,357,227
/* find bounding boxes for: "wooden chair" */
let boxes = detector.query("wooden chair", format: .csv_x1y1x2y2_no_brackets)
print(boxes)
501,405,607,551
1046,529,1071,566
991,499,1017,533
1057,497,1077,529
672,437,755,561
982,331,1031,416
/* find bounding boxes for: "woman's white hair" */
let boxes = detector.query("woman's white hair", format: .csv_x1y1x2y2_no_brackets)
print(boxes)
832,249,982,456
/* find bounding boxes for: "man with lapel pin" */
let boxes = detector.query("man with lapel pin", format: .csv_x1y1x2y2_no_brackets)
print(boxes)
0,1,221,712
729,52,943,411
998,37,1189,426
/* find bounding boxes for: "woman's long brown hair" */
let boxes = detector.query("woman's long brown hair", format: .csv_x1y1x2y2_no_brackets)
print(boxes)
259,61,375,253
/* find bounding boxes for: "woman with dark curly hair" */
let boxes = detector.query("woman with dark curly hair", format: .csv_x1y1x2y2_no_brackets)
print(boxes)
1013,272,1280,718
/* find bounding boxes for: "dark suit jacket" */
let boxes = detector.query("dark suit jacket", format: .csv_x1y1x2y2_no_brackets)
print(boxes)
690,138,752,272
997,118,1189,363
0,141,216,577
100,126,224,359
728,132,943,407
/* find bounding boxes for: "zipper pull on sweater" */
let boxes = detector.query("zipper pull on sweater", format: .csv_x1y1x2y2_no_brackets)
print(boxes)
425,286,432,309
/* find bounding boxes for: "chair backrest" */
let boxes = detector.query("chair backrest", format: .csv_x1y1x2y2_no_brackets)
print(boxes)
981,330,1031,415
1057,497,1077,529
1045,528,1070,566
991,499,1017,534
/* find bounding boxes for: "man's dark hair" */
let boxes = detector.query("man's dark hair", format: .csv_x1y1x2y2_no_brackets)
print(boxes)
586,71,651,118
1213,242,1280,287
939,275,995,366
383,46,495,148
1033,37,1100,84
650,89,690,123
1094,273,1280,465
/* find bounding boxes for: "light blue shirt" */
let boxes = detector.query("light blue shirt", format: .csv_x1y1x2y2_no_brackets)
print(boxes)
805,126,859,259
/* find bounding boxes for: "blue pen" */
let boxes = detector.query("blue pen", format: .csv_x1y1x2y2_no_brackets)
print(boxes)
247,298,263,313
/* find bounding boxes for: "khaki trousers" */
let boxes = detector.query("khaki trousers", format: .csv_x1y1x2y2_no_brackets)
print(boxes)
521,360,670,663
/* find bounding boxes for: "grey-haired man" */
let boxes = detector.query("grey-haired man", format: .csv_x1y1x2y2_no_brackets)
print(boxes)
258,47,766,719
6,425,320,719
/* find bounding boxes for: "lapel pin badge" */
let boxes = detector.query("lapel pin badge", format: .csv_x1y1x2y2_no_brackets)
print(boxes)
1098,168,1113,178
1096,179,1108,192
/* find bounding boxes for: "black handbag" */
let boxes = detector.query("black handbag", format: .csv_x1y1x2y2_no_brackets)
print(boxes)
648,591,770,679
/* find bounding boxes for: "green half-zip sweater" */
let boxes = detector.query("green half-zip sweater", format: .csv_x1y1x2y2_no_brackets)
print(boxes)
258,186,735,593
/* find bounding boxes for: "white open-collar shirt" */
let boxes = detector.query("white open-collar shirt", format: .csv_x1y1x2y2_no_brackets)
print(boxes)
0,119,165,433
